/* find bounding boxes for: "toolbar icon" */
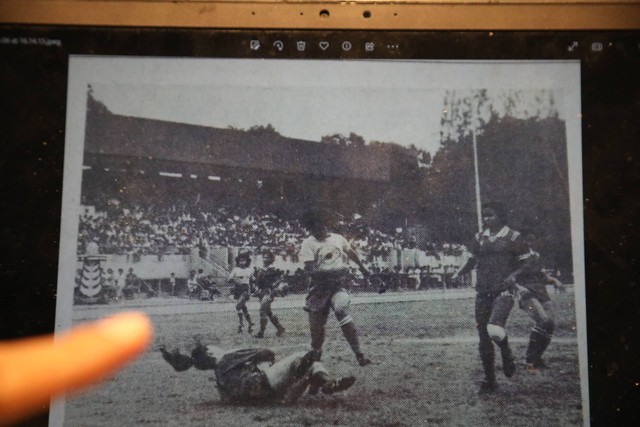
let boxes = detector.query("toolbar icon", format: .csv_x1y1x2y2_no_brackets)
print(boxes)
297,41,306,51
567,41,579,52
319,41,330,51
342,41,352,51
250,40,261,50
273,40,284,51
365,42,375,52
591,42,603,52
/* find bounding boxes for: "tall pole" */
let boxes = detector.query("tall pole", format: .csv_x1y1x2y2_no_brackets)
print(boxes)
472,122,483,234
471,108,482,289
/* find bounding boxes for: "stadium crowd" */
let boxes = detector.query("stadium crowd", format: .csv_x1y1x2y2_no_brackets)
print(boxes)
77,203,461,261
75,203,470,304
78,204,305,257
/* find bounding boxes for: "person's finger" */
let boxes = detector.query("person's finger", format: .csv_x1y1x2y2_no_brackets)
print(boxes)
0,312,152,425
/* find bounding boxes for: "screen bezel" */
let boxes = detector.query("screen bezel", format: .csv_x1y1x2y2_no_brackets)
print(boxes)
1,0,640,31
2,2,639,426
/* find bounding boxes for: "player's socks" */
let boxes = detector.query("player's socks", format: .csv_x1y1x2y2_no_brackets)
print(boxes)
308,371,329,395
237,312,244,333
293,350,316,379
245,313,254,333
498,337,516,378
478,379,498,394
525,328,552,366
356,353,372,367
309,323,326,360
479,343,496,385
479,345,498,393
159,347,193,372
322,376,356,395
255,318,268,338
281,373,312,404
270,315,285,337
270,315,282,328
339,321,364,361
191,343,217,370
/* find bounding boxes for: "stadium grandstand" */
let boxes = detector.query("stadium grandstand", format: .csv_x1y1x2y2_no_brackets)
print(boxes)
73,92,473,302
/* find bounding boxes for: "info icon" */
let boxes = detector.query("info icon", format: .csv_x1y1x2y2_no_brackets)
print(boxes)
342,41,352,51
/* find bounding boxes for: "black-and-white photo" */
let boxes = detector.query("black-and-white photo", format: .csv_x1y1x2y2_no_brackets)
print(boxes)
54,57,586,426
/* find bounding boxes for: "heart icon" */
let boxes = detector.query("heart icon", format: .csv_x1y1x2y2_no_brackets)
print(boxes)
319,41,329,51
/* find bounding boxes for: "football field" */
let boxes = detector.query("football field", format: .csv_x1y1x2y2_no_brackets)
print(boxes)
64,290,584,426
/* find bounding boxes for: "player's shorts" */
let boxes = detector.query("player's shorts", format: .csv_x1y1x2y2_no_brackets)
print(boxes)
216,367,272,402
475,289,515,328
518,283,551,304
260,293,274,306
233,283,250,299
258,293,275,317
305,270,351,313
235,292,250,308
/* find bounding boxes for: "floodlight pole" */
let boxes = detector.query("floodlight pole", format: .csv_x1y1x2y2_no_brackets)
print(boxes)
472,118,483,234
471,108,482,289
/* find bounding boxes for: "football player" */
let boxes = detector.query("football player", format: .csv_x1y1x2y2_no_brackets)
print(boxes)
299,209,372,367
160,343,356,404
254,251,287,338
452,202,528,393
229,251,255,334
511,226,566,371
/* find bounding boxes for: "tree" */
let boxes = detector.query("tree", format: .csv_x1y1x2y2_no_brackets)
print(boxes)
319,132,366,147
429,89,571,270
247,124,280,136
440,89,560,143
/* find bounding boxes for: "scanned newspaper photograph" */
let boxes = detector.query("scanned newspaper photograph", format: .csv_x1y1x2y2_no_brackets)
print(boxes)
54,57,586,426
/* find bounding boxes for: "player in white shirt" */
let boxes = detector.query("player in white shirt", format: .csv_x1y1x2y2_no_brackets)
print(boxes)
299,209,371,367
229,251,255,333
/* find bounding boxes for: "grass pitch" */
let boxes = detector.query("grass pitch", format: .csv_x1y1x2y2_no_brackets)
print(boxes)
65,292,583,426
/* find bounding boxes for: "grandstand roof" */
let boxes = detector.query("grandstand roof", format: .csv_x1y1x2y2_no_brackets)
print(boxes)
84,93,390,181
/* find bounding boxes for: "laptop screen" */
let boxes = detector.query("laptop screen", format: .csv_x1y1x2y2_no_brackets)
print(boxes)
1,7,638,426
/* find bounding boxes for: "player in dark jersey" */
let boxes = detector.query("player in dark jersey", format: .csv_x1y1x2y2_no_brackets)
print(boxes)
160,343,356,404
254,251,287,338
299,209,372,367
452,202,527,393
512,226,566,371
229,251,255,334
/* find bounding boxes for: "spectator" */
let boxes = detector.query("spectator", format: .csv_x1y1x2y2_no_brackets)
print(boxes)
186,270,198,298
115,268,126,299
168,272,177,296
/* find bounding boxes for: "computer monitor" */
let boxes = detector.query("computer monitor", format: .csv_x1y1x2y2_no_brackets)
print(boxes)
1,2,639,426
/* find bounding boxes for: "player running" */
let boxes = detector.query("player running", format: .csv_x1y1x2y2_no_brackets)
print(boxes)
511,225,566,372
299,208,372,367
229,250,255,334
452,202,528,393
254,251,287,338
160,343,356,404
